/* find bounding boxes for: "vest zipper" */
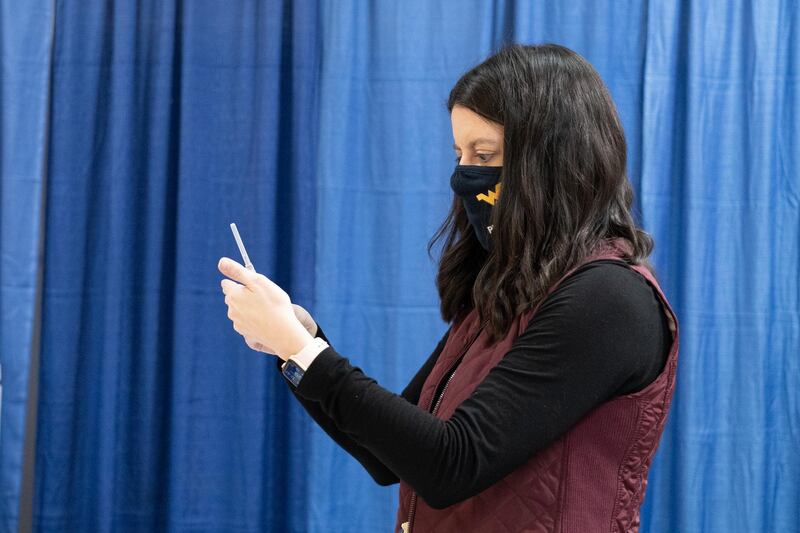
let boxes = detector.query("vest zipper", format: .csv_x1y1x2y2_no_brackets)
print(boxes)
404,322,486,533
405,363,458,532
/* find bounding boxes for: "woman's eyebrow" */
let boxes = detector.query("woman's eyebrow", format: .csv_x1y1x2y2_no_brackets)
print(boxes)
452,138,499,149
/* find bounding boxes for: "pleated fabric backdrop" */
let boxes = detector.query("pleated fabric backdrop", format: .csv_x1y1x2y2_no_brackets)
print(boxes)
1,1,797,531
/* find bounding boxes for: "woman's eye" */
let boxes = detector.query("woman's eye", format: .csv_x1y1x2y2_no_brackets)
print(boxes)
453,154,493,164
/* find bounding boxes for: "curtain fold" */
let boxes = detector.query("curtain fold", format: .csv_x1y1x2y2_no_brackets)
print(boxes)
0,1,55,531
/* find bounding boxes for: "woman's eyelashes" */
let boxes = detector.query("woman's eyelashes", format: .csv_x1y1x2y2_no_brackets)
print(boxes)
454,153,494,165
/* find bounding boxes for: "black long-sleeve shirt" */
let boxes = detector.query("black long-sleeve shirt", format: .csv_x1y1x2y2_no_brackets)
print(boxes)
281,260,671,509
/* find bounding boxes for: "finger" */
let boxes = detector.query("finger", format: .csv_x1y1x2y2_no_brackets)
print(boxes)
221,278,242,295
292,304,317,335
218,257,258,287
259,343,277,355
245,335,271,353
245,336,266,352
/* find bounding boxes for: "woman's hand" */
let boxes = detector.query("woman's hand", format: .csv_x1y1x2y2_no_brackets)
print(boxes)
218,257,314,361
243,304,318,354
291,303,318,337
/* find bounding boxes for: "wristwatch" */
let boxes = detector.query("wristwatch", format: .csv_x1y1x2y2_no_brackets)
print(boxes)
281,337,330,387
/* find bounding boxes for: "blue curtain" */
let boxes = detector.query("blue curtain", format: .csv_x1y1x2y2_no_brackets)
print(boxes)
7,1,321,531
1,1,797,532
0,1,55,531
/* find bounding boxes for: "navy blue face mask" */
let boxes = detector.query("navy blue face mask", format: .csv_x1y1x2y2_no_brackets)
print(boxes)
450,164,502,251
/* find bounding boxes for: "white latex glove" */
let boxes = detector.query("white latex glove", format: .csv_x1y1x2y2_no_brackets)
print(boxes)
218,257,314,361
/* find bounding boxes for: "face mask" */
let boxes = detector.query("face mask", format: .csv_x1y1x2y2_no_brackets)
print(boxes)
450,164,502,251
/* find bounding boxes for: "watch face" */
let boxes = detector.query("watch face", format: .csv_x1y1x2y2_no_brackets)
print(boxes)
282,359,304,387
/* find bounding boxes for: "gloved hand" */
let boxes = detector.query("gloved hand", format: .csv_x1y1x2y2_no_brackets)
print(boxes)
218,257,314,361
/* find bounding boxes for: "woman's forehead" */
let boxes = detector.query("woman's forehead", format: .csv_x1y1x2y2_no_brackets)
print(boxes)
451,107,503,147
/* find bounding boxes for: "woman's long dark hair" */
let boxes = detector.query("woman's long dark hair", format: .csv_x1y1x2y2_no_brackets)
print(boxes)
428,43,654,344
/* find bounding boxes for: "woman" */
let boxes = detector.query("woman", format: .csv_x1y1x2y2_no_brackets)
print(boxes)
218,43,679,533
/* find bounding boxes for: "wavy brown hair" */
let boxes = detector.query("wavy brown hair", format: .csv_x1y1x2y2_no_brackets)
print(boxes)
428,43,654,344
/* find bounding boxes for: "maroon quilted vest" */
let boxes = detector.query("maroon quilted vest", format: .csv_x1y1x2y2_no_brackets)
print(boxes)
395,238,680,533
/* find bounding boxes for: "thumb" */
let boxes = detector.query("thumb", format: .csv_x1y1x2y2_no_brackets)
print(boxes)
292,304,318,335
218,257,258,287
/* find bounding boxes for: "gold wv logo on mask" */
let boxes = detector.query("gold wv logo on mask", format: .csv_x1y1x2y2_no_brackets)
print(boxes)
475,182,501,205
